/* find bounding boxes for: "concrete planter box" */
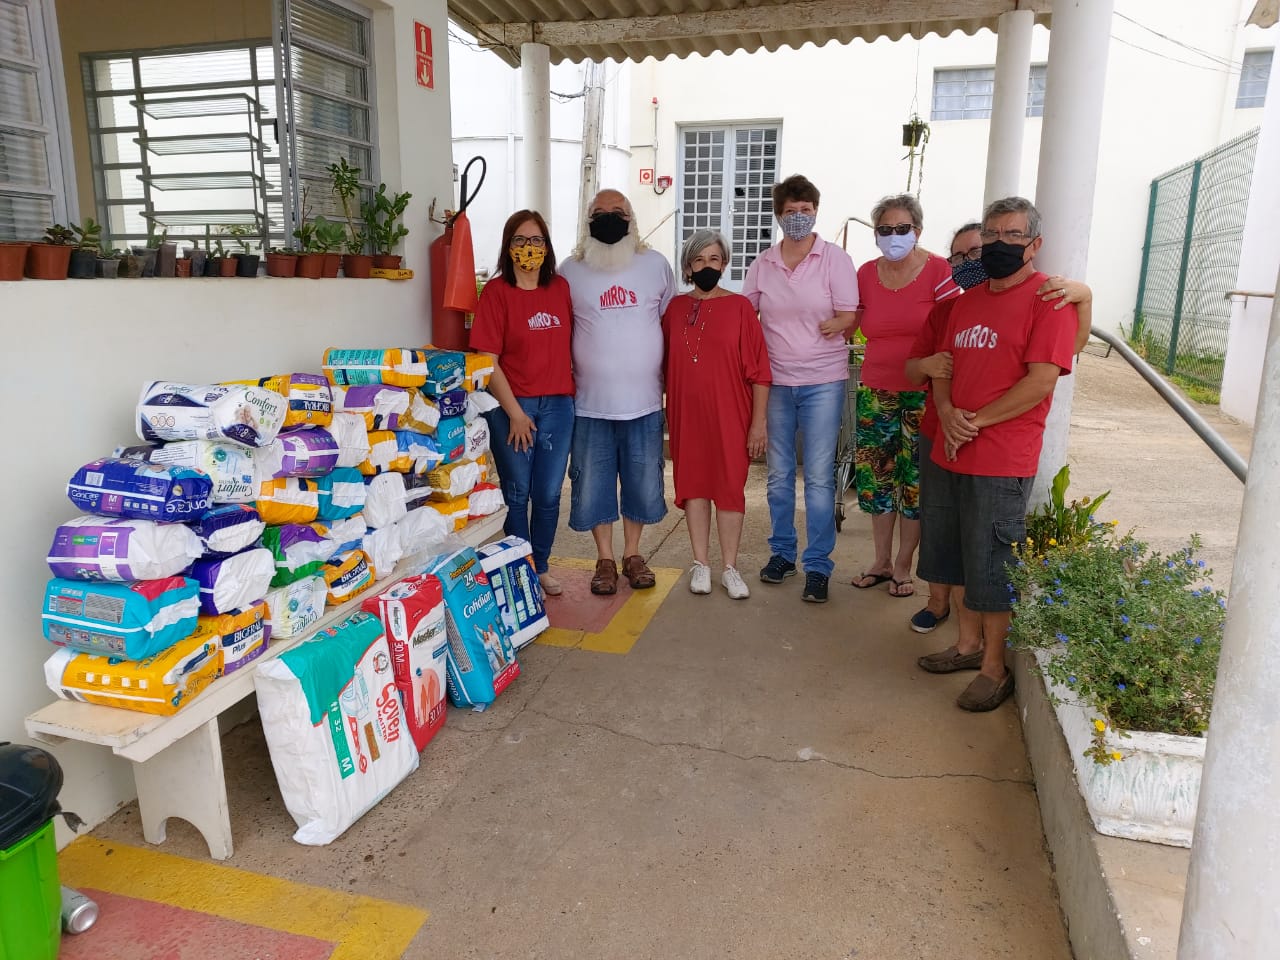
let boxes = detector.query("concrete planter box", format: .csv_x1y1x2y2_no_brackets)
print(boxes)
1034,650,1205,848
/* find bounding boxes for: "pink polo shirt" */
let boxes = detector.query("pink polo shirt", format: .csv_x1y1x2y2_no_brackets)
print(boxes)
742,236,860,387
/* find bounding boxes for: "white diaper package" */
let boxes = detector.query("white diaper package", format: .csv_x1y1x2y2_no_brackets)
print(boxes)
191,505,265,556
326,515,367,556
464,418,490,461
361,524,403,579
401,390,441,434
330,413,372,469
190,546,275,616
425,461,480,501
255,612,419,845
465,390,500,422
116,440,261,504
468,483,504,518
137,382,288,448
398,506,452,559
364,473,407,529
334,385,410,431
317,468,366,521
264,575,328,639
47,516,204,582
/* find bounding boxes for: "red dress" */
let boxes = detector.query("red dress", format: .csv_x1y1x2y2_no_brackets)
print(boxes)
662,292,772,512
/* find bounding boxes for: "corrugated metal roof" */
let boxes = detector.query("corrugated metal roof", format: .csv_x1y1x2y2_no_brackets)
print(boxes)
448,0,1053,67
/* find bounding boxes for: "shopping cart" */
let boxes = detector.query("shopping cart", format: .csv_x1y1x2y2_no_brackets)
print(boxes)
834,342,863,532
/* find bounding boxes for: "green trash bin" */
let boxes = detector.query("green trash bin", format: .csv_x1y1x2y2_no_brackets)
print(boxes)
0,743,64,960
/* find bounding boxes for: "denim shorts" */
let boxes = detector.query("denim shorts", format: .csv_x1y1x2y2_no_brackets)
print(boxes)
568,412,668,531
916,466,1031,613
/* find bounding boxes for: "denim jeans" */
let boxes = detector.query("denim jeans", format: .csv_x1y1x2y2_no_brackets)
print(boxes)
567,411,668,531
766,380,845,577
485,395,575,574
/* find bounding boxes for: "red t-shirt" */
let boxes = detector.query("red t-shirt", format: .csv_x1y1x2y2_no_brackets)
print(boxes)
856,254,960,392
932,271,1077,477
907,298,959,445
469,275,575,397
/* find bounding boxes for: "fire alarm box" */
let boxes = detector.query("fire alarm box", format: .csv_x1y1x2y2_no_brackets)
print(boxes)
656,175,672,189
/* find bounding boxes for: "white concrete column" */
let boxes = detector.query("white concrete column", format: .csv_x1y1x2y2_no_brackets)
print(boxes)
1178,263,1280,959
521,42,552,217
1029,0,1115,508
1219,45,1280,425
984,9,1035,206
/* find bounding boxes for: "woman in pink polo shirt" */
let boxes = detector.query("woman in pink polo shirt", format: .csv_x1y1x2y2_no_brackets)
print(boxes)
743,174,859,604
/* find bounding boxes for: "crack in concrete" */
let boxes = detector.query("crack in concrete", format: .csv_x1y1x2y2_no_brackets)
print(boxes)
522,706,1034,787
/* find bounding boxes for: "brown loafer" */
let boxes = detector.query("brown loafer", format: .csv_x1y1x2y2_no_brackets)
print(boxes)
590,559,619,595
956,671,1015,712
621,554,657,589
917,645,985,674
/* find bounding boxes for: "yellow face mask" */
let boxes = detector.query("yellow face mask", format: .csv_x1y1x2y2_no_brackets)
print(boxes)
510,245,546,272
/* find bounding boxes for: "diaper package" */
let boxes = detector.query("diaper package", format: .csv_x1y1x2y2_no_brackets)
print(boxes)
137,381,288,448
42,576,200,660
466,390,500,422
358,431,398,476
191,547,275,616
116,440,260,504
330,412,372,468
361,574,448,752
478,536,549,650
392,432,443,474
464,353,494,392
399,390,441,434
68,458,213,523
422,349,466,395
191,504,265,556
423,496,469,532
261,523,337,587
423,548,519,709
436,417,467,464
398,506,451,559
402,472,433,509
464,417,491,461
255,611,419,845
363,473,407,529
256,477,319,525
326,514,367,555
425,460,480,501
47,516,204,582
197,599,270,674
472,451,496,484
322,348,429,388
264,575,328,639
361,523,403,578
248,374,333,428
435,389,469,418
335,385,410,431
468,483,504,518
323,550,377,606
274,428,340,478
44,630,221,716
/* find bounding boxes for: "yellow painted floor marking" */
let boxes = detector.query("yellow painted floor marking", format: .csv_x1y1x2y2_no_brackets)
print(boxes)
59,836,426,960
534,557,680,656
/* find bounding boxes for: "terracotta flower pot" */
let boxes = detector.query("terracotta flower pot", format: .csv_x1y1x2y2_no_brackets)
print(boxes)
295,253,324,279
218,257,238,277
321,253,341,278
25,243,72,280
174,259,193,278
342,253,374,278
372,254,402,269
266,252,298,278
0,242,29,281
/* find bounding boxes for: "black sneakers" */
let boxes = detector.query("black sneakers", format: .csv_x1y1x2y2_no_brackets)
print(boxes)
759,555,797,583
802,572,829,603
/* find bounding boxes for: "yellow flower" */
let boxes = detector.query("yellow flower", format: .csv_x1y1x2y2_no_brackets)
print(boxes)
1110,751,1124,762
1110,519,1120,527
1093,719,1106,733
1081,496,1091,506
1025,537,1033,545
1048,538,1058,546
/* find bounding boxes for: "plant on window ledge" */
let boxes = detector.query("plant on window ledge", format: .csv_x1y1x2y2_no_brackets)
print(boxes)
68,219,102,279
25,224,74,280
328,158,373,278
312,216,346,278
363,183,412,269
226,224,260,278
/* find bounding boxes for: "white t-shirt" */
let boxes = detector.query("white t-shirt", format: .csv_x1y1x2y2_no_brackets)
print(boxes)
560,249,676,420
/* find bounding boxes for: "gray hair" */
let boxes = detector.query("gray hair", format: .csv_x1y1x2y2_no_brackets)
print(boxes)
570,188,650,258
679,229,731,283
951,221,983,245
871,193,924,230
982,196,1042,238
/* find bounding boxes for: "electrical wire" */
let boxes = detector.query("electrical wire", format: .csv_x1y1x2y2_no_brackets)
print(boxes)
1114,11,1241,69
1111,35,1241,74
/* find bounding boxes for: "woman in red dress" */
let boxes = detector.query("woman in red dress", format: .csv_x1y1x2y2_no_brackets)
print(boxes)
662,230,771,600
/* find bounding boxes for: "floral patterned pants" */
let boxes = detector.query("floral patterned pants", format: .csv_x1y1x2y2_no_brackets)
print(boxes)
855,386,925,520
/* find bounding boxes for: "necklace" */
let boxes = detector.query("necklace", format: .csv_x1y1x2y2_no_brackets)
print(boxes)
683,298,711,364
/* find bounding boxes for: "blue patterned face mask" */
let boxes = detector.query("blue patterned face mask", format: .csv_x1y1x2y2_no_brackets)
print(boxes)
780,212,816,241
952,258,988,289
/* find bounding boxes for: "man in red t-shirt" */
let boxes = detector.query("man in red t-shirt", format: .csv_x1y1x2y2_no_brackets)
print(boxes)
915,197,1078,712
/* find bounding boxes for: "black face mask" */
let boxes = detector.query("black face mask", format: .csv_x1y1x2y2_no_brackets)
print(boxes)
589,212,630,245
980,240,1030,280
690,267,721,292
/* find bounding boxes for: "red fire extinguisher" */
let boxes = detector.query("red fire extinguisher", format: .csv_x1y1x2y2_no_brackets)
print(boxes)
429,156,486,349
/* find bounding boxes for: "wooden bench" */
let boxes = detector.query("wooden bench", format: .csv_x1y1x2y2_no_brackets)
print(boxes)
25,509,508,860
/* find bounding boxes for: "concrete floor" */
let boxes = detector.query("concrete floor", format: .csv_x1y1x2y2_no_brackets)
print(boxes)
86,345,1249,959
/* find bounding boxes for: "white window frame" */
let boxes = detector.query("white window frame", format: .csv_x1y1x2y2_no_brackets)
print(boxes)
931,64,1047,121
0,0,76,241
1237,48,1273,109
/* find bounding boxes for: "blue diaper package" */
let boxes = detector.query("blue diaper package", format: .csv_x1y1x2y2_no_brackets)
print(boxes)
68,458,214,523
42,575,200,659
435,417,466,464
423,349,465,395
435,389,469,418
317,468,367,521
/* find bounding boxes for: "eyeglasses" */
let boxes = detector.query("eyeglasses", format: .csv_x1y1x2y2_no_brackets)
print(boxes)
875,223,915,237
947,248,982,267
510,236,546,248
979,229,1036,244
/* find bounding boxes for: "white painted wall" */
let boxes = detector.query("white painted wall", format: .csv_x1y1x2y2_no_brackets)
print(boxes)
0,0,457,842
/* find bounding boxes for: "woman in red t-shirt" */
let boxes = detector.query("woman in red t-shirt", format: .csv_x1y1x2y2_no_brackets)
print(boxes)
851,194,961,603
469,210,575,595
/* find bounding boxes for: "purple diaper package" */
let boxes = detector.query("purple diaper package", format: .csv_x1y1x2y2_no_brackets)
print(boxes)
191,546,275,615
68,458,214,522
191,504,265,556
47,516,204,582
274,428,340,478
435,389,469,418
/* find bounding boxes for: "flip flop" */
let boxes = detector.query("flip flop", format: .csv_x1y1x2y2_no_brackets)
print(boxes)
851,571,893,589
889,577,915,598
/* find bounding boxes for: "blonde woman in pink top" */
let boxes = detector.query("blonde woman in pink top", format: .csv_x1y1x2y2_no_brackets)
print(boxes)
742,174,859,604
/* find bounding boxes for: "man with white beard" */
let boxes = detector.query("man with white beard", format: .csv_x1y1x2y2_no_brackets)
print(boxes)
559,189,676,596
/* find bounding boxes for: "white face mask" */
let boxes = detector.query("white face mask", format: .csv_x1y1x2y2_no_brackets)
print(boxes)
876,232,917,262
780,212,816,241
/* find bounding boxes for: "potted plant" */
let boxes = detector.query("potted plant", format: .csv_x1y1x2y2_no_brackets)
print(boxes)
209,235,237,277
130,224,165,277
0,239,30,281
26,224,74,280
265,247,298,278
313,216,345,278
1009,468,1226,848
154,227,177,278
227,224,260,277
329,158,373,278
292,220,323,279
363,183,411,269
68,219,102,279
183,237,206,278
96,248,122,279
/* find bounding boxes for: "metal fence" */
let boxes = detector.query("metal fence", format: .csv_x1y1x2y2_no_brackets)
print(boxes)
1132,128,1259,389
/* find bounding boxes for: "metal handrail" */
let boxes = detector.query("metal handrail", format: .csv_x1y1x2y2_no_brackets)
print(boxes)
1089,327,1248,483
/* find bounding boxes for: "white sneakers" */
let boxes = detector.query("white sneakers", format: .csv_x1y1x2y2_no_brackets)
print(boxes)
688,562,750,600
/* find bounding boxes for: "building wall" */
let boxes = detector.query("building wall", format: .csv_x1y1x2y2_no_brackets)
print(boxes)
5,0,457,842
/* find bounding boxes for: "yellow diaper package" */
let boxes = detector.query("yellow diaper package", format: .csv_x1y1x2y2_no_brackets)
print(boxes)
257,477,319,524
465,353,494,392
358,431,399,476
425,460,480,501
198,600,270,674
423,495,470,532
322,348,428,388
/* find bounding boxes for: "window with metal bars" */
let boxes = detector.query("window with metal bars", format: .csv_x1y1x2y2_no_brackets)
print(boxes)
1236,49,1272,109
931,64,1048,121
0,0,72,242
